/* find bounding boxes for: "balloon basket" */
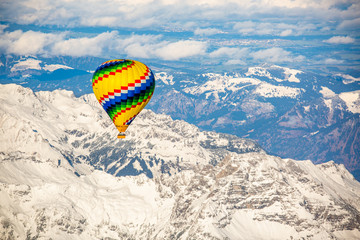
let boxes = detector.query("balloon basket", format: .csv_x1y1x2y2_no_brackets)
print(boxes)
117,133,126,139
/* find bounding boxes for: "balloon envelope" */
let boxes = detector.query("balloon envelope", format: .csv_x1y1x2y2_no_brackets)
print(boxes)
92,59,155,138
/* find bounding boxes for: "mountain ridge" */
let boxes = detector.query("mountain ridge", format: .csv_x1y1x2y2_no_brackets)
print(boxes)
1,55,359,180
1,84,360,239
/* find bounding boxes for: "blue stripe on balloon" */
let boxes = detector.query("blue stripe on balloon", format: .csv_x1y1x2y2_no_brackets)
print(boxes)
101,72,155,112
128,89,135,97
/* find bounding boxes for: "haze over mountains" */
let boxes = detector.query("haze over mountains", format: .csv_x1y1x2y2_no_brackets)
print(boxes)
1,84,360,239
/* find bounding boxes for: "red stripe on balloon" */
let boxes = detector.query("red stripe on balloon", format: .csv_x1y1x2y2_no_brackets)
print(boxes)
92,61,135,87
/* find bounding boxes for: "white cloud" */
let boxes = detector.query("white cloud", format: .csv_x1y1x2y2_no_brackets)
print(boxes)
262,0,337,9
194,28,222,36
324,58,344,64
209,47,248,58
233,21,317,36
52,31,118,57
0,24,8,33
1,0,348,29
154,40,207,60
233,21,256,35
209,47,306,64
224,59,246,65
337,18,360,31
323,36,355,44
124,42,167,59
52,33,205,61
0,30,62,55
124,43,153,59
0,27,209,60
0,0,358,67
83,17,119,27
116,34,162,49
279,29,293,37
251,47,305,63
123,38,208,61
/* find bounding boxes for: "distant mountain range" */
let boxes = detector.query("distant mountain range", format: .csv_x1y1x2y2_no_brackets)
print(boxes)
1,84,360,239
150,65,360,180
1,55,359,181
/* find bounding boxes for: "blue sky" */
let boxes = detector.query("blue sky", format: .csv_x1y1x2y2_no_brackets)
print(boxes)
0,0,359,74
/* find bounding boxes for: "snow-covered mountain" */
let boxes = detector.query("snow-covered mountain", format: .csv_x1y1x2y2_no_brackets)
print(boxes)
150,65,360,180
1,55,359,181
1,84,360,239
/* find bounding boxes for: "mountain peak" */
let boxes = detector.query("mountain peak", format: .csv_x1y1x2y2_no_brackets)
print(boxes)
1,84,360,239
246,64,303,83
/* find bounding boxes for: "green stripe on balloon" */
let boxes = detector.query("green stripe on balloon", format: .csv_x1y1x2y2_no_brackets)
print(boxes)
92,61,133,83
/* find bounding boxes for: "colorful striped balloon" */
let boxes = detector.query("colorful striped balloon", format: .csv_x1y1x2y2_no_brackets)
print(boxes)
92,59,155,138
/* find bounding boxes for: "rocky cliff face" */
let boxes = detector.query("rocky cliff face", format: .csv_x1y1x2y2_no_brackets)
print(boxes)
256,96,360,175
154,154,360,239
1,84,360,239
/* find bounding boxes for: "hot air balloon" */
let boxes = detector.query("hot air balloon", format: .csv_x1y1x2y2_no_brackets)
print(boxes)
92,59,155,138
